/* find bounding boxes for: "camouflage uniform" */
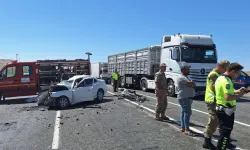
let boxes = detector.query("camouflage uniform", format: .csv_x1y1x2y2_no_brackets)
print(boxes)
155,63,169,121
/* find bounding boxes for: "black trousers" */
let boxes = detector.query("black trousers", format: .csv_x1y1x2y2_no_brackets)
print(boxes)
216,110,235,150
113,80,118,92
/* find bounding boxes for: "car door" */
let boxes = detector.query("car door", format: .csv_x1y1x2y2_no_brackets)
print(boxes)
18,64,37,96
92,78,99,96
0,64,20,97
72,78,93,103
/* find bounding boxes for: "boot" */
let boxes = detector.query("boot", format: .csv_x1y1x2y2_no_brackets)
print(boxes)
160,113,170,120
203,137,216,150
226,142,236,149
154,113,163,121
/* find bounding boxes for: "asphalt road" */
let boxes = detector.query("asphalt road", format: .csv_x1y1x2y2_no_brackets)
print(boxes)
0,85,250,150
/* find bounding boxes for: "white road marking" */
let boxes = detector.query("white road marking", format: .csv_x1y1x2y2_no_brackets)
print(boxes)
52,111,61,150
108,91,245,150
108,86,250,128
141,94,250,128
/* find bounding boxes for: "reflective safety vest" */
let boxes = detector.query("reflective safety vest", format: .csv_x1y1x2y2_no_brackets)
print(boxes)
205,70,220,103
215,75,236,107
112,72,118,80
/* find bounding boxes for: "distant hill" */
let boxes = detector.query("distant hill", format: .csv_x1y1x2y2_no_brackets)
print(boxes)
0,59,11,67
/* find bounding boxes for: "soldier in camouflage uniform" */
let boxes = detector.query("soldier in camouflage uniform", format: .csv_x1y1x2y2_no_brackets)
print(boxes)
154,63,170,121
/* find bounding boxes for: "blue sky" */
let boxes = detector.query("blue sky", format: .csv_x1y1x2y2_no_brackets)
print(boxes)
0,0,250,70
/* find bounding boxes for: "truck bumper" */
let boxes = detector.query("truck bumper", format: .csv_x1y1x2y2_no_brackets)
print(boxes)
194,86,206,96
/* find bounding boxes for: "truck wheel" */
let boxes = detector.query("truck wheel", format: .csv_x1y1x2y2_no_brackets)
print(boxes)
167,80,176,97
56,96,70,109
121,77,126,88
141,80,148,92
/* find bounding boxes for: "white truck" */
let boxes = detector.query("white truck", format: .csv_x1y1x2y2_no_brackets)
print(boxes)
108,34,218,97
91,62,111,84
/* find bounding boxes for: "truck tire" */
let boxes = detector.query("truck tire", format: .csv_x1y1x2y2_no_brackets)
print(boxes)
141,80,148,92
167,80,176,97
121,77,126,88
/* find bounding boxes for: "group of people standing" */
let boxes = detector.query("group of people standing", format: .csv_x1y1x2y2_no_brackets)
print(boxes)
154,61,248,150
111,61,248,150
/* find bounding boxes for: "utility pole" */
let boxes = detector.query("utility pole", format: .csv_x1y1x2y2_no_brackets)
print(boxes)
85,52,92,60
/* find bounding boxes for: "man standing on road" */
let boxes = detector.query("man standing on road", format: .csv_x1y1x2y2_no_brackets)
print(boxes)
112,69,119,92
215,63,247,150
154,63,169,121
176,65,196,136
203,60,231,149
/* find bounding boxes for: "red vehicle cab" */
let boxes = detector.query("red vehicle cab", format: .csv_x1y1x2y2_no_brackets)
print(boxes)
0,59,90,100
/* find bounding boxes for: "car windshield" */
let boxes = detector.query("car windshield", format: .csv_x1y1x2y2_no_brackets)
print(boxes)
181,47,217,63
60,80,73,87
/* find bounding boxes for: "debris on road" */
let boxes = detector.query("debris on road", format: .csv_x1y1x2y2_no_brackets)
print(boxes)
76,118,79,121
116,88,148,103
39,108,46,111
86,124,90,127
111,128,113,131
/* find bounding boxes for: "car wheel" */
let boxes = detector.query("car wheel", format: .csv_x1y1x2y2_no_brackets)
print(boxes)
0,92,5,101
56,96,70,109
96,89,104,102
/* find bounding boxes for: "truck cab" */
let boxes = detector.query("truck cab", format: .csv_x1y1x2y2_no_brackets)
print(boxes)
0,60,38,98
161,34,218,96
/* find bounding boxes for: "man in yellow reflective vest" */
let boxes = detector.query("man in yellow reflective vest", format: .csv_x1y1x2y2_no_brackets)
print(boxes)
112,69,119,92
215,63,248,150
203,60,230,149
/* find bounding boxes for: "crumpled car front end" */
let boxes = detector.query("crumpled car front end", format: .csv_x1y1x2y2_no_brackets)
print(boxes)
37,84,71,107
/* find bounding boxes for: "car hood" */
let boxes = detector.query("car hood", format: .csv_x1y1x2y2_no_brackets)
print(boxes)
49,84,70,92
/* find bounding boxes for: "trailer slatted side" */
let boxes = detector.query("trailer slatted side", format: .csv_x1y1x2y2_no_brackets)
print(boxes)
108,46,161,76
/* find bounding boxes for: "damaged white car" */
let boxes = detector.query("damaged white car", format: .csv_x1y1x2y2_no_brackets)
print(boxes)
45,75,108,109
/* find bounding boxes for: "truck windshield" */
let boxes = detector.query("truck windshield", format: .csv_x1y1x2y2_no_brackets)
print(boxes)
181,47,217,63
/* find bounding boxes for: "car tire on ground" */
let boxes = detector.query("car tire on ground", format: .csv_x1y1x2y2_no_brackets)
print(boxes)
96,89,104,102
56,96,70,109
0,92,5,101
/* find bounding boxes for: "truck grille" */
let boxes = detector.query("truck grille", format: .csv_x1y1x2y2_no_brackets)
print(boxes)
188,68,212,83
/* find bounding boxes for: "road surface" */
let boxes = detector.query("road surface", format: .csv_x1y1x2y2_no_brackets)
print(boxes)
0,85,250,150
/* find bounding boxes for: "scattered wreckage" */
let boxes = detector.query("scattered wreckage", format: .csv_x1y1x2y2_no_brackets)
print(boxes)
116,88,148,103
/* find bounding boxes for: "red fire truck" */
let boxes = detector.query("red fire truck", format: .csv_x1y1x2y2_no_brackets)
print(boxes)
0,59,91,100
